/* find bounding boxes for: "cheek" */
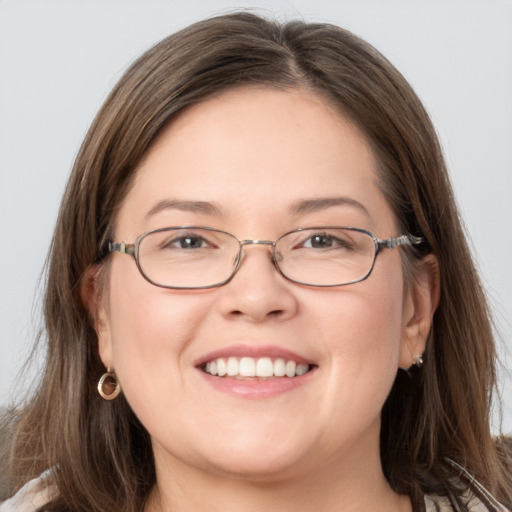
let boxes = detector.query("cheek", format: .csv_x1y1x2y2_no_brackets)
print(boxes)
319,273,403,352
104,264,216,397
314,266,405,408
321,292,403,381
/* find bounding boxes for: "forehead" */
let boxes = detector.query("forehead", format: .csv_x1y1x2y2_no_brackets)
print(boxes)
115,87,396,237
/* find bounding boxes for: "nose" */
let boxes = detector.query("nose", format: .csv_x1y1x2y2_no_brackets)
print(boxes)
216,241,298,323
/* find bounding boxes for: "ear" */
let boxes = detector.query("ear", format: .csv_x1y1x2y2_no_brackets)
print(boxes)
81,264,113,369
399,254,440,369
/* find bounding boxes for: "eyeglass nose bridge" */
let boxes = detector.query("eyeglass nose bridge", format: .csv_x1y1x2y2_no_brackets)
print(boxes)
239,239,275,247
237,239,277,261
231,239,281,277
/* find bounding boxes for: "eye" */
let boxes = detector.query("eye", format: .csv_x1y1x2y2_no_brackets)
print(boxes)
303,233,334,249
301,232,352,250
162,234,213,250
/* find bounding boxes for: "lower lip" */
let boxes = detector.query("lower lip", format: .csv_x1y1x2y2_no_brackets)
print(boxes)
197,368,316,398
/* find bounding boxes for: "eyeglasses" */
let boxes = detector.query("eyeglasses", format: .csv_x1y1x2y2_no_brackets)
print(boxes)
108,226,422,289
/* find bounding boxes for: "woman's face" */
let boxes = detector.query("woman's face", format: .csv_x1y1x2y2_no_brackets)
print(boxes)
97,88,428,480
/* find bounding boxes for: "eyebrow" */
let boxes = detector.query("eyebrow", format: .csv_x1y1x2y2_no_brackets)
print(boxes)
290,197,371,217
145,199,223,219
144,197,369,220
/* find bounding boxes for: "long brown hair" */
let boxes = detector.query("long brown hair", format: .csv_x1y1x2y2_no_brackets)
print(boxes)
2,12,510,511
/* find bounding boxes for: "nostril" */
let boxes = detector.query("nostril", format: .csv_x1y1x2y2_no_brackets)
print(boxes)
228,308,285,320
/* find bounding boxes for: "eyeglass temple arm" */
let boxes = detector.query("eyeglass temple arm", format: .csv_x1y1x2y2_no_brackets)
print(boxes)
109,242,136,256
377,235,424,251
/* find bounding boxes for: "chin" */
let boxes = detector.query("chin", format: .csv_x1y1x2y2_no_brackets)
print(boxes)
200,450,311,482
161,428,316,482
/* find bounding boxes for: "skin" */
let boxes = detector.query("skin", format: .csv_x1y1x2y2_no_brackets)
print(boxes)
93,87,438,512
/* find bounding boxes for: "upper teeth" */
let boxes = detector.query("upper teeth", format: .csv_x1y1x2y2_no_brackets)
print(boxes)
204,357,310,378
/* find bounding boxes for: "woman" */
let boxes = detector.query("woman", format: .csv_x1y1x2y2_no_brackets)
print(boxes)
1,12,510,512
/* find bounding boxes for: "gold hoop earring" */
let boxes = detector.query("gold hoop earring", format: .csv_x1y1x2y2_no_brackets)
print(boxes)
412,354,424,368
98,368,121,400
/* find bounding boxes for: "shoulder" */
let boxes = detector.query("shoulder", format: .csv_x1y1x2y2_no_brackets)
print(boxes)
425,491,510,512
423,459,510,512
0,473,57,512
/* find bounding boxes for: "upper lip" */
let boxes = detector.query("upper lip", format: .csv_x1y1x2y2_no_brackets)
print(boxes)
194,344,314,367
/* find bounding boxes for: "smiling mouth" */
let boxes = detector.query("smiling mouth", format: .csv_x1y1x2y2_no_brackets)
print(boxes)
202,357,313,379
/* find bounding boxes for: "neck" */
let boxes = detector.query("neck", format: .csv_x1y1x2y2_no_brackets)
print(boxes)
145,441,412,512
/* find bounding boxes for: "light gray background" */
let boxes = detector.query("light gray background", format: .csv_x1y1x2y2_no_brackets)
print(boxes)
1,0,511,432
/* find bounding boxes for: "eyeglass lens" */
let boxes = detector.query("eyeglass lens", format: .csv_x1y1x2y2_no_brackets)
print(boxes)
135,227,377,288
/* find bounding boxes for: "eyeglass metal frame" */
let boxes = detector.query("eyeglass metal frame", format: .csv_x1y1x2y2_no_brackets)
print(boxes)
108,226,423,290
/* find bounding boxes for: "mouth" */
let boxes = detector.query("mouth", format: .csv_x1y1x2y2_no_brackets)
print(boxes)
202,357,313,379
195,346,316,397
